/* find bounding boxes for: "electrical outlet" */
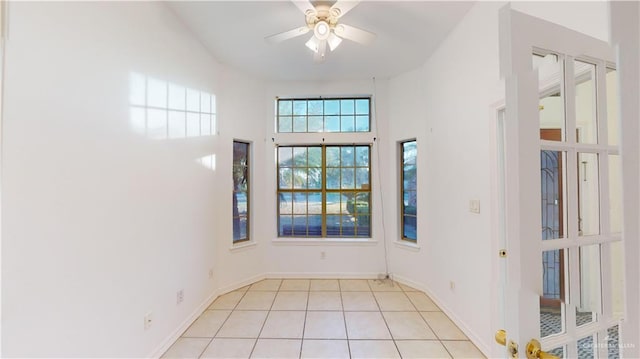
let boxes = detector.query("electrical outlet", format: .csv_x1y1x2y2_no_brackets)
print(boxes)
320,251,326,259
177,289,184,304
449,281,456,291
144,312,153,330
208,269,214,279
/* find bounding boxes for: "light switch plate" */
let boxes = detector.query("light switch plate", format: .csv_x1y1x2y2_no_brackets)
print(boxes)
469,200,480,214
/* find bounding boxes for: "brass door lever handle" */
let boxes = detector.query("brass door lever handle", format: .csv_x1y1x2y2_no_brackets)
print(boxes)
526,339,560,359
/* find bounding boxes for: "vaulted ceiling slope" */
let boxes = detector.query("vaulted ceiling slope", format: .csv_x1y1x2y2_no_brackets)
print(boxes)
167,1,475,81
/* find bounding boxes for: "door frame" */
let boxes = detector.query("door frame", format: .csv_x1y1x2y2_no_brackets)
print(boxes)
610,2,640,358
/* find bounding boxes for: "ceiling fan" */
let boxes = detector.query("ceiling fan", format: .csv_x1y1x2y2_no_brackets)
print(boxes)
265,0,376,62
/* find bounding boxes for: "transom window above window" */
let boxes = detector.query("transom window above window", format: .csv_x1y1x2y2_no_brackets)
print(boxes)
277,98,371,133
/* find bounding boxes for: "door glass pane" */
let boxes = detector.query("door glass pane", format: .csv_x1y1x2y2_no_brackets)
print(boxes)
541,150,566,240
606,68,619,146
609,155,622,233
541,248,566,338
534,53,565,141
548,346,565,358
611,241,624,321
576,306,595,327
578,335,595,359
575,60,598,144
578,153,600,236
607,325,621,359
576,244,601,327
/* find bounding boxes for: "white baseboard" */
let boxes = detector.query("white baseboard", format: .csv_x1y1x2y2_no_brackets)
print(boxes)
392,274,491,357
265,272,381,279
217,273,266,294
149,289,219,358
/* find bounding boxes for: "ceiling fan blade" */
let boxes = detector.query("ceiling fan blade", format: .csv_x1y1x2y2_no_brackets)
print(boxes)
334,24,376,45
330,0,360,18
292,0,316,15
314,40,327,63
265,26,310,44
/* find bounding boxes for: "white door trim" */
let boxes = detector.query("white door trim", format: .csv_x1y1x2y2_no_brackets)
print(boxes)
610,2,640,357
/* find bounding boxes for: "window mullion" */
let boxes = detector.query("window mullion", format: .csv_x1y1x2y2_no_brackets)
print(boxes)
322,145,327,237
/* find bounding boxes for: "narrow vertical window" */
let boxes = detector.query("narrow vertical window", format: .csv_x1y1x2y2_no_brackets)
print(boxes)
401,140,417,241
233,141,250,243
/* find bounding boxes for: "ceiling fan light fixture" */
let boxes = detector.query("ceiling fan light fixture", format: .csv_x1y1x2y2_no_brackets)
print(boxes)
305,35,320,53
313,21,330,40
327,32,342,51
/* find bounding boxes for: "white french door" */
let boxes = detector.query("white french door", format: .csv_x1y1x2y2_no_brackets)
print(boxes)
498,6,624,359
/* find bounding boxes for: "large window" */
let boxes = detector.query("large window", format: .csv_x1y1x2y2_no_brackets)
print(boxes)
233,141,250,243
277,145,371,238
277,98,370,133
401,140,417,241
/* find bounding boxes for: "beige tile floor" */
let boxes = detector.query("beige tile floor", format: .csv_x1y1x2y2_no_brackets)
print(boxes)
162,279,486,359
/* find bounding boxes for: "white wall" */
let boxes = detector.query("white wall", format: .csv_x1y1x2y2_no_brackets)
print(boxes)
212,68,267,294
262,80,390,278
511,1,609,43
384,1,612,356
1,2,265,357
386,4,502,354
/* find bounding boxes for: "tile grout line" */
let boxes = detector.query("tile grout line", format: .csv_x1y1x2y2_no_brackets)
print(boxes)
338,279,353,359
297,280,311,359
396,280,418,358
408,288,454,358
402,284,456,359
247,279,282,359
193,287,251,359
370,280,403,358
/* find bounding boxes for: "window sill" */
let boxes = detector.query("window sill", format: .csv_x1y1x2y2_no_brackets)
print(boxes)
394,240,420,251
272,238,378,246
230,241,257,252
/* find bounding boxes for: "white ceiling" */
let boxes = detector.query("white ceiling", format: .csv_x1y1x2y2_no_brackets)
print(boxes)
167,1,475,81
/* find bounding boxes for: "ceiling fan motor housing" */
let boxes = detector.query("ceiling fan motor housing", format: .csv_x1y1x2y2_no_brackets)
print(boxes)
306,4,339,30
